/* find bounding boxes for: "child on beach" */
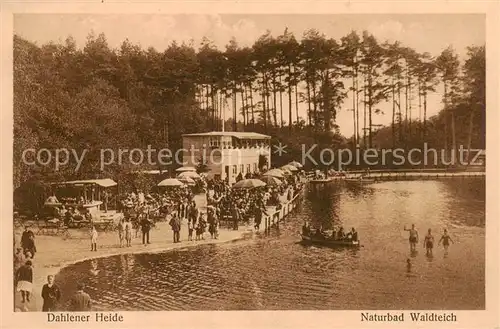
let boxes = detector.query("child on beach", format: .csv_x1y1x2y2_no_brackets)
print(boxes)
90,226,98,251
118,219,125,247
125,220,132,247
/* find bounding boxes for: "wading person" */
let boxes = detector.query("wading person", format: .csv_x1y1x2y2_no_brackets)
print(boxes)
70,283,92,311
404,224,419,252
41,275,61,312
15,260,33,303
90,226,98,251
169,213,181,243
423,228,435,256
140,215,152,245
438,229,454,253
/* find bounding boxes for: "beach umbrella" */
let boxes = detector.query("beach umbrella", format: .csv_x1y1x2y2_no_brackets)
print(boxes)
259,175,282,186
262,169,285,179
288,161,303,169
281,164,298,172
280,167,293,175
175,166,197,173
232,179,267,189
157,178,184,187
177,171,200,179
178,176,196,185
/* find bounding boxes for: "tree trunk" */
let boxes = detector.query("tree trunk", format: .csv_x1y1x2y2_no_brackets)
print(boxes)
279,74,284,128
397,76,402,143
240,83,246,129
288,65,293,132
408,74,412,138
466,110,474,165
352,70,357,146
392,80,396,148
418,79,422,141
295,78,299,125
233,89,237,131
363,74,367,147
423,90,428,139
443,83,448,157
355,68,360,145
451,109,456,165
368,72,373,148
249,81,255,127
405,69,409,143
312,79,317,131
306,81,312,127
324,71,331,132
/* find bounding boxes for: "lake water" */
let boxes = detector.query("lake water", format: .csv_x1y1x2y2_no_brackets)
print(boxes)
56,179,485,310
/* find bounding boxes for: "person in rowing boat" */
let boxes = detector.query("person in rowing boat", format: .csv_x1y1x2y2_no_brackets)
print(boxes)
313,228,325,239
337,227,345,240
302,222,311,236
404,224,419,252
350,228,358,242
438,229,454,254
330,227,337,240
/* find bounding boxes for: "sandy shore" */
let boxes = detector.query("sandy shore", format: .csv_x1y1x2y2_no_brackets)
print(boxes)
13,189,296,312
14,219,255,312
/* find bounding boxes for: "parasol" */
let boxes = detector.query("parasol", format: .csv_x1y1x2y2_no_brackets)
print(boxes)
157,178,184,187
177,171,201,179
178,176,196,185
232,178,267,189
175,166,197,173
281,164,298,172
262,169,285,178
259,175,282,186
288,161,303,169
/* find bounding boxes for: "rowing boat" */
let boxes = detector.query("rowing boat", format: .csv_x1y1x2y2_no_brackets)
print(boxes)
300,234,360,247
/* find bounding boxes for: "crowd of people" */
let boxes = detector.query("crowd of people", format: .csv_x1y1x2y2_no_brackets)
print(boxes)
13,166,306,312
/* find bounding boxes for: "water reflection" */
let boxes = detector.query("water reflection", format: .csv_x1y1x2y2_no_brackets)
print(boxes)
56,180,485,310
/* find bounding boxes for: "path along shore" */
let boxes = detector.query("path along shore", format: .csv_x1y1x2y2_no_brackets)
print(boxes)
13,191,295,312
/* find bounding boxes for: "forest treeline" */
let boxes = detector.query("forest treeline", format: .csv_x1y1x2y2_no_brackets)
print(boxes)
13,29,485,187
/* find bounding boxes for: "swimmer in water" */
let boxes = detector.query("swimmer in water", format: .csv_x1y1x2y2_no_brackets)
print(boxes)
404,224,419,252
438,229,454,253
423,228,435,256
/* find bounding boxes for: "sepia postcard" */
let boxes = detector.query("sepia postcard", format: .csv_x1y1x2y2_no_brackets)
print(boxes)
1,1,499,329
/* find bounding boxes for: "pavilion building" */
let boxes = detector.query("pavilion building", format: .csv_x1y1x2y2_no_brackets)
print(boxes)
181,131,271,183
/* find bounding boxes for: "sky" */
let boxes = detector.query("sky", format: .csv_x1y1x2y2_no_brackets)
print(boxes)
14,14,485,136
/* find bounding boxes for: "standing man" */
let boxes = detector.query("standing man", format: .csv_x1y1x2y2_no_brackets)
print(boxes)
70,283,92,311
231,205,240,231
169,213,181,243
140,214,151,245
41,275,61,312
404,224,419,252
